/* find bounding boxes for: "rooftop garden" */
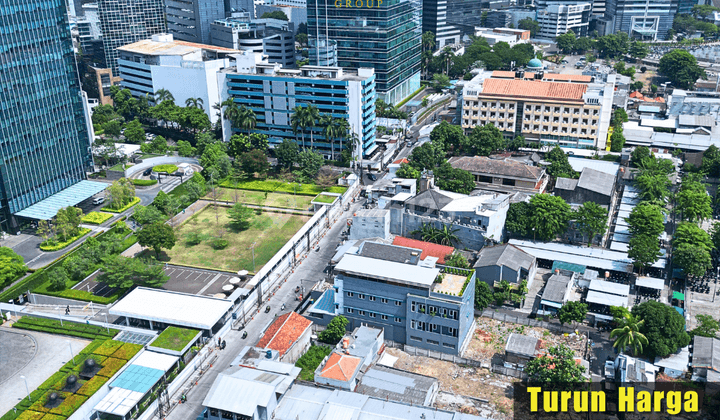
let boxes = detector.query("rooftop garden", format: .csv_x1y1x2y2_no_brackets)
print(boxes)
311,194,338,204
0,338,142,420
434,267,474,297
218,178,347,196
150,326,200,352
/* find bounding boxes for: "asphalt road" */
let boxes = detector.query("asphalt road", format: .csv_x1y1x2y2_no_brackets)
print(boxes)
165,195,368,420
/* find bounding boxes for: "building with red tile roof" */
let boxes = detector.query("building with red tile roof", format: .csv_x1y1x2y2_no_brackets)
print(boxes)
256,312,313,364
315,352,362,389
392,236,455,264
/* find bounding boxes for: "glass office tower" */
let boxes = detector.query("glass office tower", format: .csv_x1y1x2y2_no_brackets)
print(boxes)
308,0,421,105
97,0,166,75
0,0,94,232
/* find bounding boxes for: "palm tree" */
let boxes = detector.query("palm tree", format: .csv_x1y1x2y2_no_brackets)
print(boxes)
320,114,333,158
185,97,204,110
411,223,439,243
332,118,350,161
305,104,320,149
437,223,460,246
154,89,174,104
610,315,648,355
439,47,453,75
291,106,306,149
236,105,257,135
222,99,240,132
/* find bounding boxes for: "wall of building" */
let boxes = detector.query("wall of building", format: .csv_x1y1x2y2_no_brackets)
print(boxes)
349,212,390,240
397,212,486,250
279,326,312,364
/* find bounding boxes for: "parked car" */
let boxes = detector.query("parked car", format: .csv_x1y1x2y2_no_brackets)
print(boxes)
368,173,377,181
92,196,105,205
143,168,153,176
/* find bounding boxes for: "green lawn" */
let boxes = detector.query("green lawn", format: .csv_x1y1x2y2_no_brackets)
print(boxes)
218,178,347,196
151,326,199,351
312,194,337,204
164,206,310,272
206,188,314,210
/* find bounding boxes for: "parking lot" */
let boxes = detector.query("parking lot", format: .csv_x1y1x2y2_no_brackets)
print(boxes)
73,271,119,298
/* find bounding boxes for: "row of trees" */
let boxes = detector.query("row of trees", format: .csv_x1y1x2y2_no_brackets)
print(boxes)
507,194,608,243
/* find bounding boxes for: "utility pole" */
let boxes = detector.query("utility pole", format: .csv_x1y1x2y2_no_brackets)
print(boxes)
250,242,257,272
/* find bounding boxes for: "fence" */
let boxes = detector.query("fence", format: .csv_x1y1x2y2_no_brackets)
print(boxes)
491,364,527,379
403,345,483,367
477,309,565,334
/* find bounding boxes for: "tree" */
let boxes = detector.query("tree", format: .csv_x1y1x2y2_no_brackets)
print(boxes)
508,135,525,151
628,234,661,271
47,267,69,291
239,149,270,178
475,281,493,310
430,121,465,154
298,149,324,179
142,135,168,154
436,224,460,246
626,202,665,238
318,315,349,344
609,129,626,152
558,301,588,327
63,255,93,281
396,163,420,179
276,139,300,169
227,203,255,231
573,37,594,54
610,314,648,355
260,10,288,20
435,162,475,194
464,123,504,156
108,178,135,210
305,105,320,149
228,133,269,160
290,105,309,149
0,247,26,287
123,119,145,144
574,202,608,244
630,146,651,167
676,186,712,222
525,344,586,386
132,205,166,226
635,172,670,203
673,222,712,250
178,106,211,134
55,207,83,240
612,108,629,127
506,201,531,237
658,49,706,90
556,31,576,54
629,80,644,92
432,73,451,91
36,219,52,241
409,142,445,171
674,243,712,277
154,88,174,103
177,140,196,157
546,146,576,178
102,120,122,137
528,194,571,241
99,255,169,288
518,18,540,37
200,142,228,171
295,32,308,47
444,252,469,269
137,222,176,257
689,314,719,338
702,144,720,176
632,300,691,358
185,97,204,109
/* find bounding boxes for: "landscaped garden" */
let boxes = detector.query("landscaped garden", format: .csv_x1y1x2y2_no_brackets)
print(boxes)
150,326,199,352
0,327,142,420
81,212,113,225
205,188,314,210
131,179,158,186
12,317,119,340
163,205,309,272
295,345,332,381
312,194,337,204
217,178,346,195
153,164,178,174
103,196,140,213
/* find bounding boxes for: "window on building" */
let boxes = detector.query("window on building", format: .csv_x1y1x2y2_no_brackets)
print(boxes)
477,175,492,183
359,310,365,316
210,409,218,417
410,336,422,342
369,296,375,301
381,314,388,320
432,324,438,332
502,178,515,186
221,410,233,419
395,317,402,323
443,343,456,349
347,308,353,314
449,310,458,320
347,292,353,297
381,298,388,304
427,339,440,346
411,320,416,329
554,107,560,112
358,294,365,299
411,302,416,312
395,301,402,306
369,312,376,318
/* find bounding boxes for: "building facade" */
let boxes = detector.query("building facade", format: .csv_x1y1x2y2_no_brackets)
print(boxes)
117,34,240,123
537,3,592,39
218,52,378,159
422,0,462,48
461,70,615,149
334,252,476,355
97,0,167,75
166,0,225,45
210,15,296,68
0,0,94,232
307,0,421,105
603,0,677,40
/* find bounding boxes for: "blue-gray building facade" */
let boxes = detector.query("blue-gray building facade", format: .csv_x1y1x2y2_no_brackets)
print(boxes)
166,0,226,45
307,0,422,105
334,259,476,355
0,0,94,232
603,0,677,40
97,0,167,75
219,55,378,158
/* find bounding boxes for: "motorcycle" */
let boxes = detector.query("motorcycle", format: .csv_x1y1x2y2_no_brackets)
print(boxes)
242,331,248,339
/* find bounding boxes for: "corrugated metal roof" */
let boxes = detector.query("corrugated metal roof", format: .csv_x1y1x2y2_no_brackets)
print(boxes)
202,373,275,416
335,254,439,287
589,279,629,297
586,290,628,307
356,366,437,405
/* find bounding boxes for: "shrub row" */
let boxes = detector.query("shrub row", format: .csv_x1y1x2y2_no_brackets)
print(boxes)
103,196,141,213
153,164,178,173
81,212,113,225
131,179,158,186
218,178,347,196
39,228,92,251
12,317,119,340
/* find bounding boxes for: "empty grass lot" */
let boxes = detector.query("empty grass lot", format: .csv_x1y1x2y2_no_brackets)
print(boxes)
206,188,314,210
164,206,310,272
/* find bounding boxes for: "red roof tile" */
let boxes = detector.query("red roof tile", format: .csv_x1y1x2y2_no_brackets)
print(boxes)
392,236,455,264
481,78,587,101
490,71,592,83
256,312,312,356
319,352,361,381
393,158,409,165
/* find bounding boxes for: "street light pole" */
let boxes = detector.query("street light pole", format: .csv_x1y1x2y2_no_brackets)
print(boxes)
69,342,75,365
20,375,30,402
104,313,110,334
250,242,257,272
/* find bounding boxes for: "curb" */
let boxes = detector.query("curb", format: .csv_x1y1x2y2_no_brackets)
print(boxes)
0,326,39,386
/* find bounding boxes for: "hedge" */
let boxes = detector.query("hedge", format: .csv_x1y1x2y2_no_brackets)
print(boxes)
103,196,140,213
218,178,347,196
40,414,66,420
153,164,178,174
92,340,124,356
49,394,88,417
81,212,113,225
79,339,107,355
39,229,91,251
76,375,109,397
28,391,70,414
131,179,158,186
110,342,143,360
14,411,44,420
12,318,119,340
96,357,126,378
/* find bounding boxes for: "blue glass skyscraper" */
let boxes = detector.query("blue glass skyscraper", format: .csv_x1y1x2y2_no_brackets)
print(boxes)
0,0,94,232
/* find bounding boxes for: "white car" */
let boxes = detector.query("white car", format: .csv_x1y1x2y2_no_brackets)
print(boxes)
92,196,105,205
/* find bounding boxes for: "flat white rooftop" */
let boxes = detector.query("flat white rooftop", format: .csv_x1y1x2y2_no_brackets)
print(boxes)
586,290,628,307
335,254,439,288
109,287,232,330
589,279,629,297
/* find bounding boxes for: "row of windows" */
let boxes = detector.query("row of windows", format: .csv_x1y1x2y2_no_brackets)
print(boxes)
409,336,456,349
410,302,458,320
346,291,402,305
410,320,458,337
346,308,401,323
